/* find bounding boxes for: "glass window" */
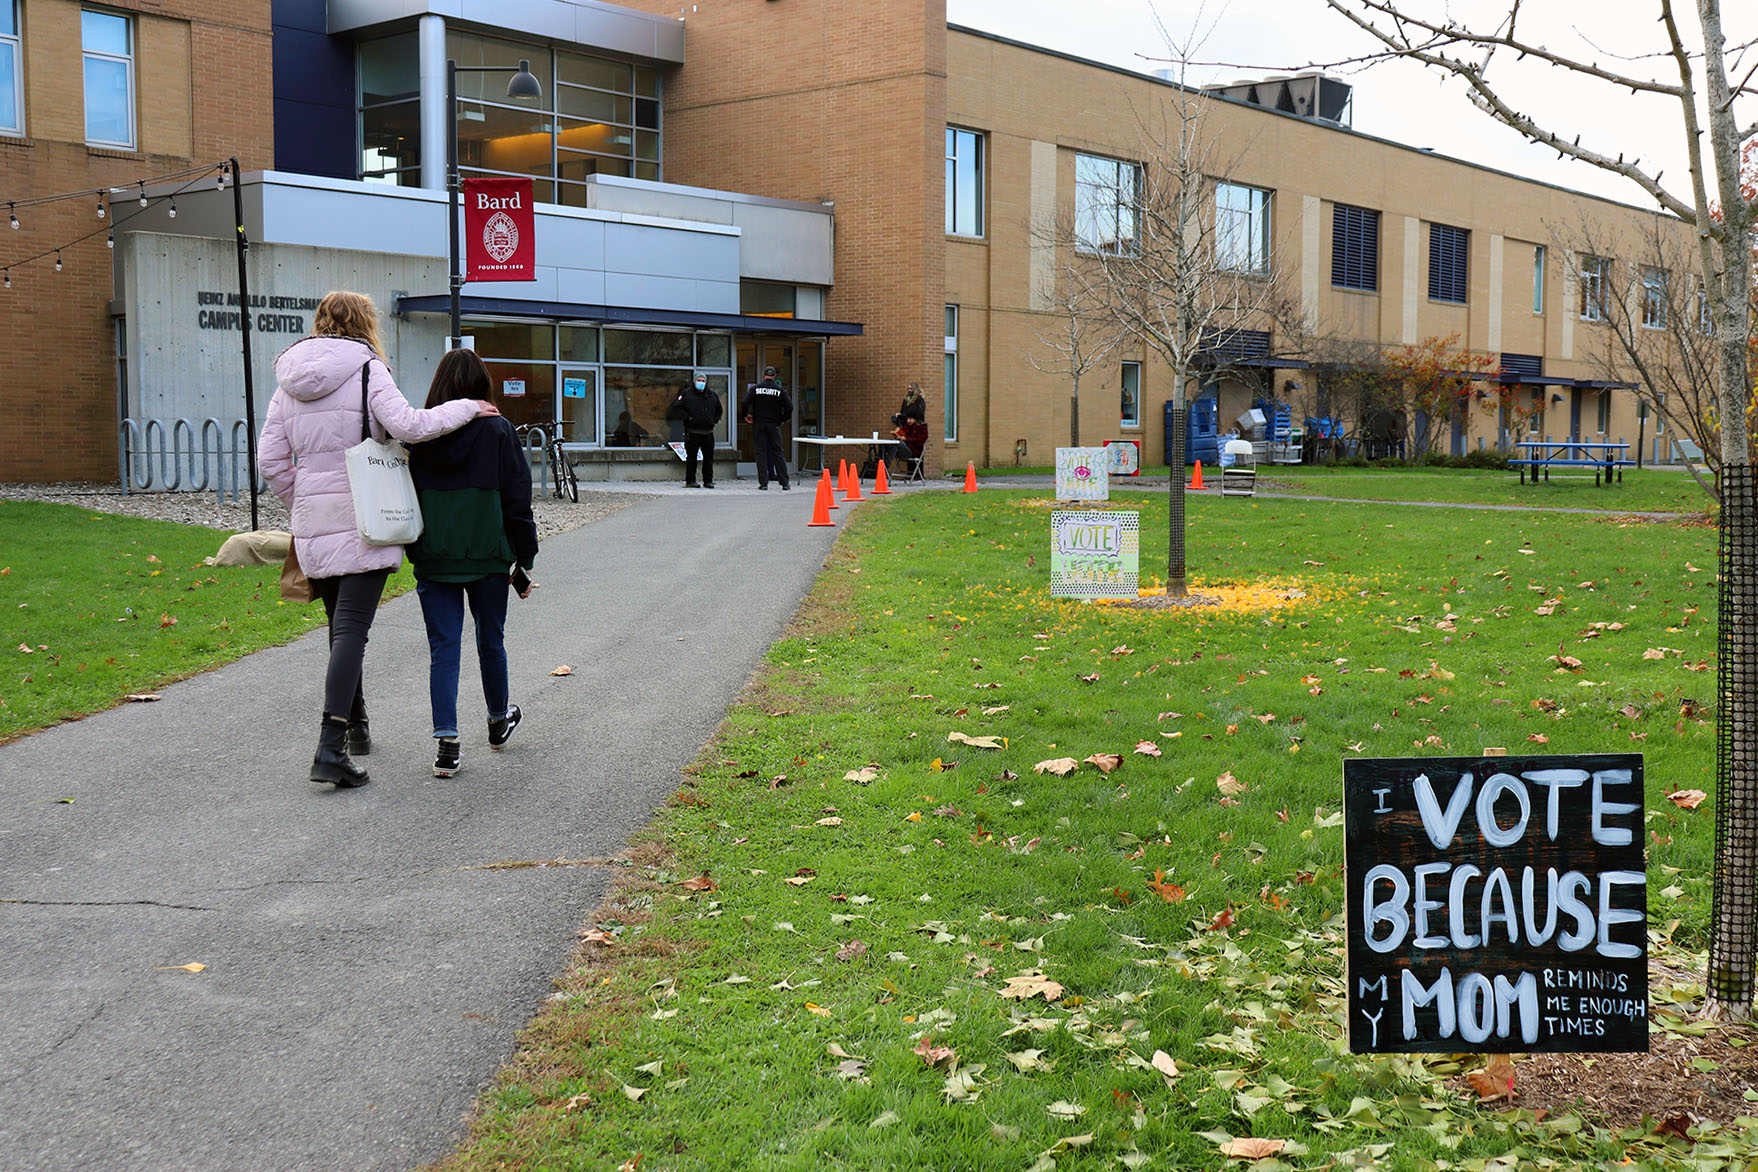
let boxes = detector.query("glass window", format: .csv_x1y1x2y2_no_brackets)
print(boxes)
605,366,698,447
360,31,660,193
944,304,959,443
945,127,984,237
1595,389,1610,434
559,326,599,362
740,281,797,318
1428,223,1469,303
360,33,419,105
1641,265,1668,329
1532,245,1546,314
82,10,134,148
1215,182,1271,274
603,329,693,366
483,362,555,432
1075,153,1141,255
360,101,421,185
696,334,732,367
464,321,554,360
0,0,20,137
1578,254,1610,321
1120,362,1141,428
1332,203,1379,291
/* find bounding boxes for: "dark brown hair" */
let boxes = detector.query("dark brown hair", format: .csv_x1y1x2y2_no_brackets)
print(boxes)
424,348,491,408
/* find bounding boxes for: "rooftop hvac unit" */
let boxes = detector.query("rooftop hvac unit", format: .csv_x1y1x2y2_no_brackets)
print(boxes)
1202,72,1352,127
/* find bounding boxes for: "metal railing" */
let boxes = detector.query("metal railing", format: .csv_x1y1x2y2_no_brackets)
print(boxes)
117,417,262,501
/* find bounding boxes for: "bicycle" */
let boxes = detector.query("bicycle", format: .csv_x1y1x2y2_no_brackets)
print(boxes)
515,420,579,503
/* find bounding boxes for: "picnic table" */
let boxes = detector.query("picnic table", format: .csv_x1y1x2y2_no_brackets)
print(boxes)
1511,440,1631,486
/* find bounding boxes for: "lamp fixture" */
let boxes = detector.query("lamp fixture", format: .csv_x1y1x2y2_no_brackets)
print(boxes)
97,194,107,220
7,203,16,230
217,164,228,190
107,227,114,249
2,269,9,289
54,250,62,272
168,200,177,220
138,182,147,206
506,59,542,99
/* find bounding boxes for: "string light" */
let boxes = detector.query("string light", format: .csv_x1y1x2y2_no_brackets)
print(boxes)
54,250,62,272
3,270,9,289
167,199,177,220
107,227,114,249
7,203,16,230
138,182,147,207
96,194,107,220
217,165,227,190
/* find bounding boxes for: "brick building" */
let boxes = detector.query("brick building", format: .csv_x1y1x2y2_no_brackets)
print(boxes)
0,0,1699,484
0,0,273,482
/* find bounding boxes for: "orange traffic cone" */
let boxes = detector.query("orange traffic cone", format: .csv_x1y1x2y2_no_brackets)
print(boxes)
962,462,978,493
872,460,892,495
836,459,850,495
846,465,865,502
1189,460,1205,490
807,471,835,526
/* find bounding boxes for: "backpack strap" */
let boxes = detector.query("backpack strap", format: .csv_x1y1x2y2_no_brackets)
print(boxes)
359,357,373,442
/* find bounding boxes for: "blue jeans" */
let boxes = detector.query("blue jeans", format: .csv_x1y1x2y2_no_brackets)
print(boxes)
415,575,511,739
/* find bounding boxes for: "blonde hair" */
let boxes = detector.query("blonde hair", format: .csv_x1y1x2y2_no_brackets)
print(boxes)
312,291,386,361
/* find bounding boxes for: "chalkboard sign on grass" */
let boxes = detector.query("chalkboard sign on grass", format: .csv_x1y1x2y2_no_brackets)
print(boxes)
1344,754,1647,1054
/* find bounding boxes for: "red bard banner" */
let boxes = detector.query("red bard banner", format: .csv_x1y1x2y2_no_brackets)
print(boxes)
463,177,536,282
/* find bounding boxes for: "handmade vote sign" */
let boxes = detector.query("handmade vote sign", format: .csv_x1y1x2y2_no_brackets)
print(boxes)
1344,754,1647,1054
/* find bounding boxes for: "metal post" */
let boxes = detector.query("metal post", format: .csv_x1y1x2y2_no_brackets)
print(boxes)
230,158,260,532
447,59,462,351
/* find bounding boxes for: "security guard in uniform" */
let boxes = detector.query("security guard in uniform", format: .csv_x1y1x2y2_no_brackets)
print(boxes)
740,365,794,490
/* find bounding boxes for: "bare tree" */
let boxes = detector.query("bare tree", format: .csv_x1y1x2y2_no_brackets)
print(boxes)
1026,233,1124,448
1564,221,1724,499
1324,0,1757,1015
1078,30,1284,596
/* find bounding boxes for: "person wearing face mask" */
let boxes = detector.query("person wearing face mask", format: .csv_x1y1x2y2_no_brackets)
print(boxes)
670,372,724,488
740,365,794,491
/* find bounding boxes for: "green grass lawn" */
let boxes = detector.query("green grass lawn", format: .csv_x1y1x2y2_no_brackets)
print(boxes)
438,489,1734,1172
0,501,411,740
1254,464,1711,514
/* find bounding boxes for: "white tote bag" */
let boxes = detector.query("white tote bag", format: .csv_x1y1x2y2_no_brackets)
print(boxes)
345,358,424,546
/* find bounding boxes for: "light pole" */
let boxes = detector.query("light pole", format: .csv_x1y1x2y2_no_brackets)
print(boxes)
447,57,542,349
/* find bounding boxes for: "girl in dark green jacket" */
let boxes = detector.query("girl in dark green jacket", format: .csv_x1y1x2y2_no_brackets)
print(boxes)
408,349,540,778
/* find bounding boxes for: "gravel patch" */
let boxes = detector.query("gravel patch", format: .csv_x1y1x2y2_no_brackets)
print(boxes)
0,482,645,540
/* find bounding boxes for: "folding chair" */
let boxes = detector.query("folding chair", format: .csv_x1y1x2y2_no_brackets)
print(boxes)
1220,438,1257,497
903,451,927,484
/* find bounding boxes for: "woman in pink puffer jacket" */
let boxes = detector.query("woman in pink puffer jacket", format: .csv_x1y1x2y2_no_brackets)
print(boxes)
259,291,498,788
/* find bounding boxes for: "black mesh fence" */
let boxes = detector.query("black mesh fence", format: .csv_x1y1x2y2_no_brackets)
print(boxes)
1167,402,1188,595
1712,463,1758,1007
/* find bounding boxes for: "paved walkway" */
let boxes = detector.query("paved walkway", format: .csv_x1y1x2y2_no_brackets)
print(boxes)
0,486,853,1171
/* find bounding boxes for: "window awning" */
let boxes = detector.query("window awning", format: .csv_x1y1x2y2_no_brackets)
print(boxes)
1495,373,1578,386
396,295,864,337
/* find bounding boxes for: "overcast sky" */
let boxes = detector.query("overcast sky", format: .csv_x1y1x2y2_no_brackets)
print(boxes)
945,0,1755,213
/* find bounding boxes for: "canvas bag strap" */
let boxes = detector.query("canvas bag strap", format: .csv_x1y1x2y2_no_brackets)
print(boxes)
359,356,373,442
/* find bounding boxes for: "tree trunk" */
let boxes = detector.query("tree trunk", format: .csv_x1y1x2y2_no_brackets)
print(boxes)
1166,396,1188,598
1070,377,1081,449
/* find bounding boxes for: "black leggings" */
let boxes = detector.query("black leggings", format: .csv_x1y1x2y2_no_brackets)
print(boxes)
313,569,391,720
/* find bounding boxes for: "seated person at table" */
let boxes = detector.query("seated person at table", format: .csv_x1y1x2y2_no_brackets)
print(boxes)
610,410,649,447
888,412,928,472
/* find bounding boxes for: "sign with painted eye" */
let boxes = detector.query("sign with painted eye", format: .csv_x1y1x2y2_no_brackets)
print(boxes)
1055,447,1110,501
1343,754,1647,1054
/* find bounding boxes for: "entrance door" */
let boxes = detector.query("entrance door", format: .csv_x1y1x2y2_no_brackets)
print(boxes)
735,340,795,463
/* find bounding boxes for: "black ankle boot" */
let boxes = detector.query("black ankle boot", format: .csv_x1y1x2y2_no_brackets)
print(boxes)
346,716,371,757
311,716,370,787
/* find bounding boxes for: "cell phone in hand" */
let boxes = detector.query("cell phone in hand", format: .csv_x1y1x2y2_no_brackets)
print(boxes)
511,566,532,596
